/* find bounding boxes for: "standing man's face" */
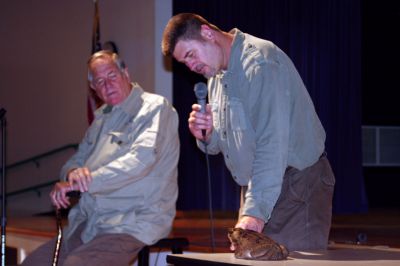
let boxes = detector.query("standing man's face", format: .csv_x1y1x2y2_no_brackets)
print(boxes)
89,58,131,105
173,38,224,79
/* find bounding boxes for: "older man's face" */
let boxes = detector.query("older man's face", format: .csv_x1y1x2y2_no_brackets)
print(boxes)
89,58,131,105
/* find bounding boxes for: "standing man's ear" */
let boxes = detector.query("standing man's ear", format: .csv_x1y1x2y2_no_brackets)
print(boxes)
200,24,215,41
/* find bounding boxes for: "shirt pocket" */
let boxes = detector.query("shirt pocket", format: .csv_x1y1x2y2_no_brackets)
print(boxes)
211,100,220,129
109,131,130,146
228,98,247,131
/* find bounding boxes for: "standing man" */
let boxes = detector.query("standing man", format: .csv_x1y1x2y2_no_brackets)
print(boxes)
22,50,180,265
162,13,335,251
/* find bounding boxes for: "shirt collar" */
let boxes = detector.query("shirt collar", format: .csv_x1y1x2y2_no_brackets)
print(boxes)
97,82,144,117
114,82,143,115
227,28,245,73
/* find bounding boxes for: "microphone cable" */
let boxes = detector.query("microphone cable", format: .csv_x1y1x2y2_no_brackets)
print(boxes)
1,109,7,266
202,139,216,253
194,82,215,252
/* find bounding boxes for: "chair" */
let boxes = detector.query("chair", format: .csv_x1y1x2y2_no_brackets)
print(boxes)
137,237,189,266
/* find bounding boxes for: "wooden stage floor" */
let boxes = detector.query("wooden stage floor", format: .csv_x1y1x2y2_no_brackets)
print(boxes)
4,208,400,264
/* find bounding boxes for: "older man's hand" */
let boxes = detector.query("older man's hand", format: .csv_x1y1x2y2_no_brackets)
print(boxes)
50,182,79,209
67,167,92,192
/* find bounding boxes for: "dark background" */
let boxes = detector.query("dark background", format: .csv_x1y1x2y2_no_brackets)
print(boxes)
171,0,400,214
362,1,400,209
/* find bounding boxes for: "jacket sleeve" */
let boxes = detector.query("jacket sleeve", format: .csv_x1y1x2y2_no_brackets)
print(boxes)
196,129,220,154
241,60,291,222
59,124,99,181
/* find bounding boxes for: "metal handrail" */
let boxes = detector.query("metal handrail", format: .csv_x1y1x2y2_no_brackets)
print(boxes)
6,143,78,170
3,143,78,197
6,180,57,197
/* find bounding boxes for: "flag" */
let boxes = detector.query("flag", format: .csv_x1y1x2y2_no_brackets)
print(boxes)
87,0,103,124
91,0,102,54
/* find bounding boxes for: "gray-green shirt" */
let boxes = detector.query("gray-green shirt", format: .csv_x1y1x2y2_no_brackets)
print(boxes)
198,29,325,222
60,83,179,245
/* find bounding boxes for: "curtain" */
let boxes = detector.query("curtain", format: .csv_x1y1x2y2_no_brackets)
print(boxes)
172,0,368,214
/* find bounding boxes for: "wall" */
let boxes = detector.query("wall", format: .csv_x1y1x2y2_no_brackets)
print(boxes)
0,0,172,215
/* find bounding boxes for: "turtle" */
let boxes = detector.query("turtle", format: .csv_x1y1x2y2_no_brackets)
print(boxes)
228,228,289,260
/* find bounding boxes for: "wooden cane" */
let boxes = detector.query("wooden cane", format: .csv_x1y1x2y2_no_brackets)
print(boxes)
52,209,63,266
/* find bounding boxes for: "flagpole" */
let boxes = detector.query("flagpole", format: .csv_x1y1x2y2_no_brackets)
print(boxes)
92,0,102,54
87,0,103,125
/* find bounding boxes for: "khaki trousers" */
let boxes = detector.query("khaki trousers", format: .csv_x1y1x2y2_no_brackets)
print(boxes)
21,223,146,266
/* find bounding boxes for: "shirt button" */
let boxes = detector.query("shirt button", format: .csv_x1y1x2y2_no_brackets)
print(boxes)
224,84,227,88
226,154,229,159
223,131,227,136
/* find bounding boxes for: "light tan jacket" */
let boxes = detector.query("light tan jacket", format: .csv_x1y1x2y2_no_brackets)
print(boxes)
61,83,179,245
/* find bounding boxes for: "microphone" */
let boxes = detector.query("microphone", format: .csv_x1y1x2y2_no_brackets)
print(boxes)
193,82,208,137
194,82,215,252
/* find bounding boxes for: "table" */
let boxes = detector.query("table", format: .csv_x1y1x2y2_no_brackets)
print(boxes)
167,244,400,266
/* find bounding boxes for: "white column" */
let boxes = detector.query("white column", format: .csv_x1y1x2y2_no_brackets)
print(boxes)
154,0,173,103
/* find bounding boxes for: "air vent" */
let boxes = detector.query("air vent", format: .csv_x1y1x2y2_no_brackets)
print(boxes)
362,126,400,166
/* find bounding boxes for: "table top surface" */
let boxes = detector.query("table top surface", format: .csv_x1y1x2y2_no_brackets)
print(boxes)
167,244,400,266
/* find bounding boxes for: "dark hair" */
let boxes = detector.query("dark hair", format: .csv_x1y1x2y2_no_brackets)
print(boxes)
161,13,221,56
87,50,126,82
